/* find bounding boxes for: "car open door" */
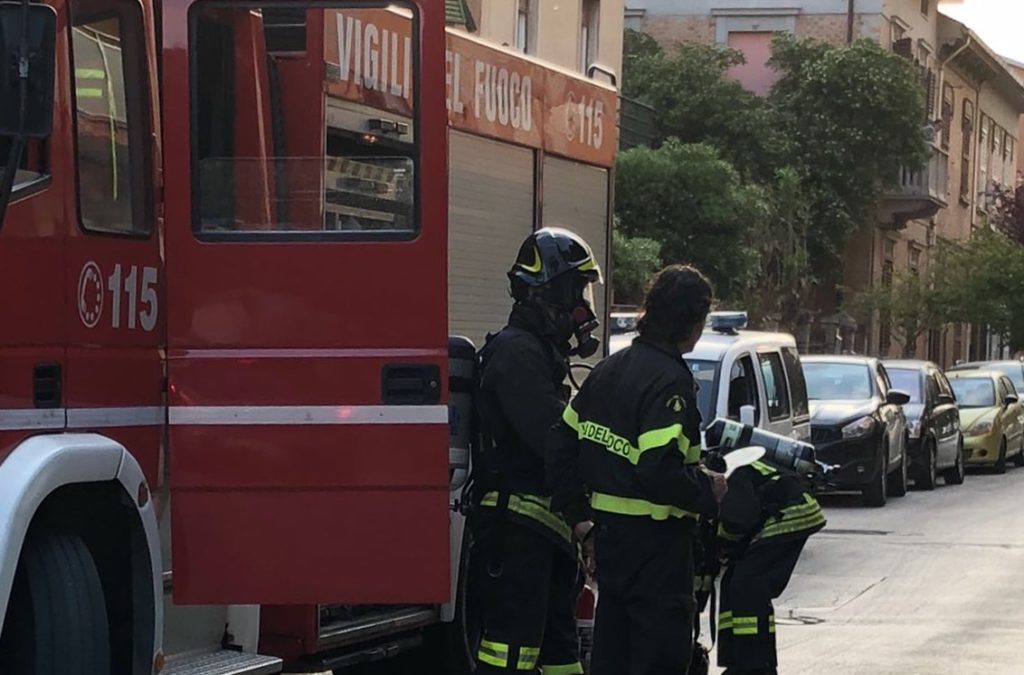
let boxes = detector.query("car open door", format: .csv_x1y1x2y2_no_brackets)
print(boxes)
161,0,450,604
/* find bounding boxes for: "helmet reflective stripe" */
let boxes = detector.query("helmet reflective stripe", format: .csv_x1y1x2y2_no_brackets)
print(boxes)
509,227,602,288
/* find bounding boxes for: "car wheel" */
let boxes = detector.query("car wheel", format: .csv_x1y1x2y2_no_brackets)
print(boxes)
916,439,938,491
888,442,908,497
863,448,888,507
994,438,1008,474
942,436,966,486
1014,436,1024,468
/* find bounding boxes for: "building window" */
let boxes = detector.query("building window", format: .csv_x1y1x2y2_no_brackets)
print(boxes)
891,20,907,51
921,0,930,16
941,83,953,150
579,0,600,73
961,99,973,202
979,113,990,197
515,0,534,53
909,246,922,276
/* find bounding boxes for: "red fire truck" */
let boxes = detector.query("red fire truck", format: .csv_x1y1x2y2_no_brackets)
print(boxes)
0,0,615,672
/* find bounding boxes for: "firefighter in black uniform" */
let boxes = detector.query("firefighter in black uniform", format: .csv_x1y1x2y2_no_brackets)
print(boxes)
547,264,728,675
471,228,602,675
715,458,826,675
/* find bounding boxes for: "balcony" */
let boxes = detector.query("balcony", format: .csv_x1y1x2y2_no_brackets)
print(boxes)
880,147,949,229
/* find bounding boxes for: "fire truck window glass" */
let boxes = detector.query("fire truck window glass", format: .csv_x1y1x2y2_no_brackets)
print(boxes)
191,5,418,235
72,17,139,234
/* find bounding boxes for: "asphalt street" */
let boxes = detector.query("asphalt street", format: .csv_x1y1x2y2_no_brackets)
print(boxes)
753,466,1024,674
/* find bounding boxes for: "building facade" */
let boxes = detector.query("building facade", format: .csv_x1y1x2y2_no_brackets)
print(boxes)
624,0,1024,364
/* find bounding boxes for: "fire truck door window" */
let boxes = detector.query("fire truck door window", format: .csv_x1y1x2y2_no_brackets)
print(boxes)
191,5,418,236
72,10,147,235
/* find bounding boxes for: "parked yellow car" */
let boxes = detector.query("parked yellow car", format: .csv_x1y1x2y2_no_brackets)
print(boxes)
947,369,1024,473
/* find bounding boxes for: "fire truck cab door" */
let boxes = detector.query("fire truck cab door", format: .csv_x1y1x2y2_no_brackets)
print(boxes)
162,1,450,604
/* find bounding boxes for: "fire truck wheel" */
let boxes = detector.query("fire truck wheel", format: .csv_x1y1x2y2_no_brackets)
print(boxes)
0,530,111,674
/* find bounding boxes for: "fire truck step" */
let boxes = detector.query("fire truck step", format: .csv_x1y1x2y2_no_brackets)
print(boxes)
162,650,283,675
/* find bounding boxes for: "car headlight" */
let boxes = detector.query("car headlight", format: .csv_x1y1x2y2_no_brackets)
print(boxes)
968,418,994,437
841,415,876,439
907,419,922,439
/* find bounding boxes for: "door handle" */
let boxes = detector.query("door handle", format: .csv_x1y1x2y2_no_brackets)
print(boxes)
33,362,62,409
381,363,441,405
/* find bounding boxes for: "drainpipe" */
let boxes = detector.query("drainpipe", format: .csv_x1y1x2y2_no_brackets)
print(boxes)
847,0,855,43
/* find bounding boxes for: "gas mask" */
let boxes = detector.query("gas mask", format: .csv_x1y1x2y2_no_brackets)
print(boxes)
568,283,600,358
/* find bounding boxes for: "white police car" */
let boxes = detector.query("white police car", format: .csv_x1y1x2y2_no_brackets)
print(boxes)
609,312,811,440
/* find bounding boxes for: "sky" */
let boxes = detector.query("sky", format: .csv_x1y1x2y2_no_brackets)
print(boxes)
939,0,1024,64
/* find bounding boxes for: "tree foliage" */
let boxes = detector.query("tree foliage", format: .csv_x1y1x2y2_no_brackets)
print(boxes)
615,140,765,303
768,35,930,269
616,31,930,328
849,267,951,357
611,229,663,307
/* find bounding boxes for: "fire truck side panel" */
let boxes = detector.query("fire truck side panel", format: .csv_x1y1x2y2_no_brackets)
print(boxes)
447,130,535,349
161,0,451,605
0,0,73,454
0,432,162,662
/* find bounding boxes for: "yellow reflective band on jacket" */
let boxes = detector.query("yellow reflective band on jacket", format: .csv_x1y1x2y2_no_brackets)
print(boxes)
590,491,697,521
541,663,585,675
517,646,540,670
753,493,826,543
750,460,777,476
564,400,697,466
718,610,732,630
694,574,714,592
75,87,104,98
769,613,776,633
732,615,759,636
477,639,509,668
479,492,573,545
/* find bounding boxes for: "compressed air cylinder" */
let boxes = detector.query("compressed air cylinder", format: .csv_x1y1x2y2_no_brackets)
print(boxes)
704,417,820,477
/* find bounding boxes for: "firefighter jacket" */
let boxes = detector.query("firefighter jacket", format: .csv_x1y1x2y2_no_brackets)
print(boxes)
718,460,826,555
547,335,719,527
475,304,575,556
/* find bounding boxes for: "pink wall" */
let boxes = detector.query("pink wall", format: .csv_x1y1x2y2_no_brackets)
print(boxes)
726,31,778,97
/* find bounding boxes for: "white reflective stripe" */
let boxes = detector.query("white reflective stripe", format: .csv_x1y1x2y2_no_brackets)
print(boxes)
67,406,164,428
0,408,65,431
169,405,449,426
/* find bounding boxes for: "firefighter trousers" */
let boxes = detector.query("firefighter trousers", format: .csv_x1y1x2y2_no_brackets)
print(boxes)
590,513,697,675
717,536,808,673
472,514,583,674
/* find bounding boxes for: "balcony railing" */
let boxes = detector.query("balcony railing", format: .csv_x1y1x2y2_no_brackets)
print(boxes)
893,147,949,206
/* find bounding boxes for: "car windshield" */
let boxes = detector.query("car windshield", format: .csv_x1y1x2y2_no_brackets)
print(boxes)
803,362,873,401
688,359,719,424
885,368,922,403
950,377,996,408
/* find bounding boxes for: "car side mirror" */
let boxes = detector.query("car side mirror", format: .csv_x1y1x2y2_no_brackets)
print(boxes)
1005,394,1019,406
0,2,57,137
886,389,911,406
739,404,756,427
937,393,955,406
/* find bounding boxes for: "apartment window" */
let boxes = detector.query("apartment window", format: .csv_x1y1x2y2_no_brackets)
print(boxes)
1003,131,1013,186
941,83,954,150
979,114,990,195
515,0,534,53
921,0,930,16
909,246,922,276
579,0,599,73
624,7,645,31
891,20,907,52
961,100,973,202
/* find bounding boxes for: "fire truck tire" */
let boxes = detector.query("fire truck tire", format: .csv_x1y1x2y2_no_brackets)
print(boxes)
0,530,111,674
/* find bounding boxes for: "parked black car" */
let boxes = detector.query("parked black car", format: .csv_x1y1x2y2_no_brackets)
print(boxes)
802,356,910,507
948,360,1024,393
884,360,965,489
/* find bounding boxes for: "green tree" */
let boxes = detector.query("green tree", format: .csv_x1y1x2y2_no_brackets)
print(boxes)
769,34,930,272
615,140,766,303
849,267,952,357
621,31,784,181
611,228,663,307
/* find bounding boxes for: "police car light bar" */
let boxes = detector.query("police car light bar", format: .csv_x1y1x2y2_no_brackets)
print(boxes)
708,311,748,334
